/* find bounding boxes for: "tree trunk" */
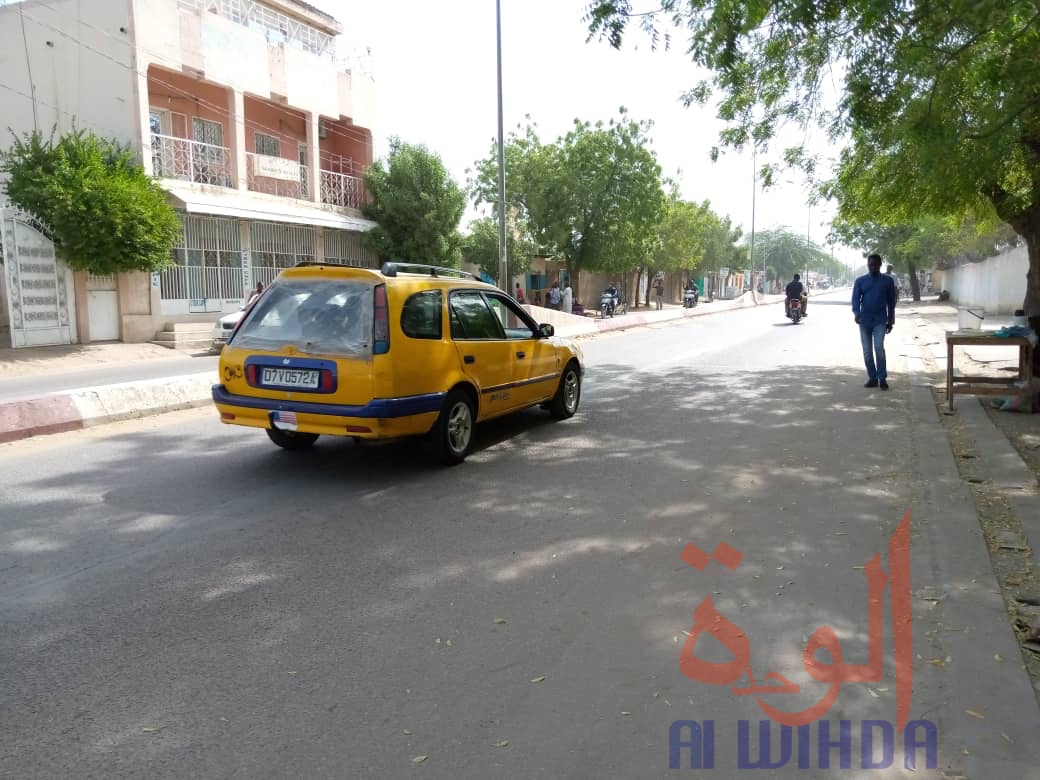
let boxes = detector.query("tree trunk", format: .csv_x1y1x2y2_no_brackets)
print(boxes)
1024,231,1040,377
907,260,921,302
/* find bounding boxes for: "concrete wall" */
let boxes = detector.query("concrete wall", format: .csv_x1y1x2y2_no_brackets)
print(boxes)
0,0,137,143
936,245,1029,315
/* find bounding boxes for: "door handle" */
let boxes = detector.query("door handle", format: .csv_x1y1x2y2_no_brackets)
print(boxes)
464,355,475,364
516,351,526,359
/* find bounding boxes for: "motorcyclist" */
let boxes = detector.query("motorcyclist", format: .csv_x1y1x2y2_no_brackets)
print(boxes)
785,274,804,318
606,282,620,314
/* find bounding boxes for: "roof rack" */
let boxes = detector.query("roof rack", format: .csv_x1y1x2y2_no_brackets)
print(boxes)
381,262,476,280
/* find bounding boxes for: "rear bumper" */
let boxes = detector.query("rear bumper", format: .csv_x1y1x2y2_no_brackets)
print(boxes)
212,384,443,438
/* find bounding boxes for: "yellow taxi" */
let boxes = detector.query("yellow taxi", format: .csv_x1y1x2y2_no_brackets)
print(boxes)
212,262,584,464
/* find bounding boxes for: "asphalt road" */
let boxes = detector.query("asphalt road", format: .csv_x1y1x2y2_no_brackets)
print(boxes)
2,294,1039,778
0,354,220,403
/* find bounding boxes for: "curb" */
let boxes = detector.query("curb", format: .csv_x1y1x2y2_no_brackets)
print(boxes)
0,372,215,445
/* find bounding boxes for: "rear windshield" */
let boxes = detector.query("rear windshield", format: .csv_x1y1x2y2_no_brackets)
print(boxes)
230,278,374,357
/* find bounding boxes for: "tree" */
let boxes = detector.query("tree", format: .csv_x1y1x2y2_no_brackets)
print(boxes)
472,110,666,282
832,214,1022,300
362,137,466,267
461,217,534,282
586,0,1040,372
1,128,180,275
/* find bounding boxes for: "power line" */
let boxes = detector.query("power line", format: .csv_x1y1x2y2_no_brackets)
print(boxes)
17,2,38,131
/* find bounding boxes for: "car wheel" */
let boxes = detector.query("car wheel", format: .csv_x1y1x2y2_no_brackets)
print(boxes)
549,362,581,419
433,389,475,465
266,428,319,450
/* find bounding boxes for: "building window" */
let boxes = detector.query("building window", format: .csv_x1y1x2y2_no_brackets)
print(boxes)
255,133,281,157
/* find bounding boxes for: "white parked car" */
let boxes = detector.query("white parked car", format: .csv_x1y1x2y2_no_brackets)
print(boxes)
211,308,246,350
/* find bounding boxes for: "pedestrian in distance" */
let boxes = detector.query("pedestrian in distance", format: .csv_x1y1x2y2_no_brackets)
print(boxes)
852,253,897,390
548,281,562,310
246,281,264,306
653,276,664,310
515,283,525,304
561,279,573,314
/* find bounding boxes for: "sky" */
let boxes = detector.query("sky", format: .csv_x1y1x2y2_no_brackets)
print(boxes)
319,0,862,270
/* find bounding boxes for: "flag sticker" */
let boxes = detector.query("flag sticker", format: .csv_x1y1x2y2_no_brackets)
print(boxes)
272,410,298,430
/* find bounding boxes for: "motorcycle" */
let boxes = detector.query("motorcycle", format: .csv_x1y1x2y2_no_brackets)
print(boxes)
683,288,699,309
786,297,803,324
600,289,623,318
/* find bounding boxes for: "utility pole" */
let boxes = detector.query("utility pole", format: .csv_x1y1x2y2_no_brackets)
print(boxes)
750,145,757,292
495,0,508,290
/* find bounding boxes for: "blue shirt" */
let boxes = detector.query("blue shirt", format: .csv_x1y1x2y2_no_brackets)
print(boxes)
852,272,896,328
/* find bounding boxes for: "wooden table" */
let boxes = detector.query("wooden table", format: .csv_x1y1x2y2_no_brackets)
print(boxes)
945,330,1035,410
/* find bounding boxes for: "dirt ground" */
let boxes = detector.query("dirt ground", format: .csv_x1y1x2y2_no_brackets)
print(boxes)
911,302,1040,691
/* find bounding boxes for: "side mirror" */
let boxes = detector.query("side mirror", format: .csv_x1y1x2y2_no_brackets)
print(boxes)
538,323,555,338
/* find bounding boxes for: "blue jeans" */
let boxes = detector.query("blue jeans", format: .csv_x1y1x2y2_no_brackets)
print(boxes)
859,322,888,381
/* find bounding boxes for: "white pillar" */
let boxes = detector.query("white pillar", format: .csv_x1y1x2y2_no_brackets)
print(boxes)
229,89,248,191
306,112,321,204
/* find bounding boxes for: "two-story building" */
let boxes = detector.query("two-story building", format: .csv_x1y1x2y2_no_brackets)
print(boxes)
0,0,378,344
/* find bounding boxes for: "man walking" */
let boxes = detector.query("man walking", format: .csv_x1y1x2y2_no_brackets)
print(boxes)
852,254,897,390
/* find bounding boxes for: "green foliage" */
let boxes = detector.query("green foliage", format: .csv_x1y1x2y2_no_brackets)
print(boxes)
1,128,180,274
361,137,466,267
471,110,666,274
584,0,1040,316
461,217,534,281
746,228,840,282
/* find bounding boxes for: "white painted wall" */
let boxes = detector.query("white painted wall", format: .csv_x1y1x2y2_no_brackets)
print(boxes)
0,0,137,145
937,244,1030,315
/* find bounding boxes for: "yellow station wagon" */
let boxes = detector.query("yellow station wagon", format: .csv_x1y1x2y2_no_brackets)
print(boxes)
212,262,584,464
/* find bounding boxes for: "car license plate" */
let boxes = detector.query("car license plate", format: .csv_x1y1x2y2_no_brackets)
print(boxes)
261,367,320,389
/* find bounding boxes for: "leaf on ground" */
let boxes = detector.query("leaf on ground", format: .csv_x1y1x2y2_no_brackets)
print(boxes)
494,739,510,748
403,729,413,736
965,709,985,720
494,618,507,625
446,640,453,647
530,676,546,683
994,654,1004,662
287,671,297,676
621,711,632,716
1002,732,1014,743
141,727,158,733
412,755,428,763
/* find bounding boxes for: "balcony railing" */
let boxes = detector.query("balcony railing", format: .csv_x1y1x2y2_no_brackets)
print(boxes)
151,134,233,187
246,153,308,200
320,169,365,210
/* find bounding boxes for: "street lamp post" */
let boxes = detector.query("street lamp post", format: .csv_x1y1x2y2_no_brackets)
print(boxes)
750,145,757,293
495,0,508,290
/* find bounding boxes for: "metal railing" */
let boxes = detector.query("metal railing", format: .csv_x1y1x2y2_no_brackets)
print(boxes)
151,134,233,187
160,265,242,302
246,153,309,200
177,0,335,58
319,169,365,210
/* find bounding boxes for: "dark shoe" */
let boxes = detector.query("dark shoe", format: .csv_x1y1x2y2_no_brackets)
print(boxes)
864,379,879,388
879,381,889,390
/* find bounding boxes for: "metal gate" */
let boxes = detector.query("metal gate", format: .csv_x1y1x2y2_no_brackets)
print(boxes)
1,207,76,347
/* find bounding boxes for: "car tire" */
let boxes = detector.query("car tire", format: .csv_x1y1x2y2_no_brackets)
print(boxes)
549,362,581,419
432,389,475,465
266,428,319,450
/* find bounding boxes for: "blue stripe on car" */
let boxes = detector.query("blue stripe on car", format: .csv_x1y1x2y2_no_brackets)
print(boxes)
212,385,446,418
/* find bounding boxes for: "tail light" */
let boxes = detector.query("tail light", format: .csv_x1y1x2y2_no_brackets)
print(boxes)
246,365,258,385
321,370,334,391
373,284,390,355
